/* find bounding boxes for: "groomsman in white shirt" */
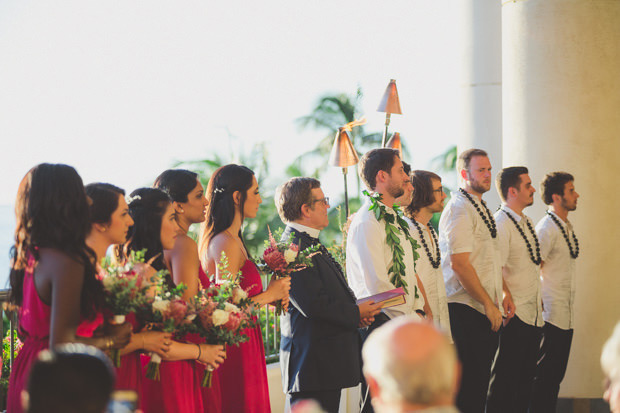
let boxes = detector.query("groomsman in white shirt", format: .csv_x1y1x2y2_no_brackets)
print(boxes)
347,148,429,413
486,166,543,412
403,170,452,341
530,172,580,413
438,148,503,413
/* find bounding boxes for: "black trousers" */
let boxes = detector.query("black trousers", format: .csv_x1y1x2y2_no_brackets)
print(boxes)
486,315,543,412
448,303,500,413
290,389,342,413
529,322,574,413
358,312,391,413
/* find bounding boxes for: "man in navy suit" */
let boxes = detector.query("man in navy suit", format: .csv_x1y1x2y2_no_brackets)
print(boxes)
276,177,383,413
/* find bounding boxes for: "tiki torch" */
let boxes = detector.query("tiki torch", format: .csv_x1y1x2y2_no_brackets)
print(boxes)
377,79,402,147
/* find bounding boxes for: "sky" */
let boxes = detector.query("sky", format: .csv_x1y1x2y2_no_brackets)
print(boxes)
0,1,461,207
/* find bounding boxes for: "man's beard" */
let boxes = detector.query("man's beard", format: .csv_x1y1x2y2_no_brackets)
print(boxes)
387,181,405,199
470,178,489,194
561,197,577,211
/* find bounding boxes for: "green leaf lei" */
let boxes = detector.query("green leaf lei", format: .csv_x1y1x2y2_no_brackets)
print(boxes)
364,190,420,298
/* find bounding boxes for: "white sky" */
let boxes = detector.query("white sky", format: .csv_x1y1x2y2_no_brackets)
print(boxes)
0,1,460,207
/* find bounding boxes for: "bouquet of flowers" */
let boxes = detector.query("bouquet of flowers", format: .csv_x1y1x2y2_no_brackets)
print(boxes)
256,227,320,315
136,273,192,381
98,250,153,367
188,255,257,387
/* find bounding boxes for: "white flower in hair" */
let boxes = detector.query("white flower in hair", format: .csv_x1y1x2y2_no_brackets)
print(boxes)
125,194,142,204
213,187,225,194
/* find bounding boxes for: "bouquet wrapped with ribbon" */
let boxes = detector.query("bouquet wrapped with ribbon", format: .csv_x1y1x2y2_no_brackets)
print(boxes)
256,227,320,315
188,255,257,387
98,250,152,367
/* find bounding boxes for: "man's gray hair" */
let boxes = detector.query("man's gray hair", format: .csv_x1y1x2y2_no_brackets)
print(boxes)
362,316,457,405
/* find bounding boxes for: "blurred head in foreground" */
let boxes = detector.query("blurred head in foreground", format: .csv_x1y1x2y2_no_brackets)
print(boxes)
362,316,460,412
24,343,115,413
602,322,620,413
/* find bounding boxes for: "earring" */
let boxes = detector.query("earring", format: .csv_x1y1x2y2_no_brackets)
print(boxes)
179,207,185,213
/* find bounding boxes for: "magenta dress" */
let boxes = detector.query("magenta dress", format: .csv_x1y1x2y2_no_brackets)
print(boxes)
141,273,204,413
197,265,223,412
218,259,271,412
7,255,103,413
114,312,143,407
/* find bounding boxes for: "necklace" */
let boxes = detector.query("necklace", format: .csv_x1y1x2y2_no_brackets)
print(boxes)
546,211,579,259
365,190,420,297
411,219,441,269
501,208,541,265
459,188,497,238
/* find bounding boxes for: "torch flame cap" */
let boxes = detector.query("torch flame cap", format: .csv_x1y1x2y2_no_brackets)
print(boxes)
386,132,402,158
377,79,402,115
329,128,360,168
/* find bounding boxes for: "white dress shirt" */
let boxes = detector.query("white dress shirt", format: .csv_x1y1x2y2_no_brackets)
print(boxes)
494,206,543,327
439,190,503,315
287,222,321,239
405,216,453,341
536,211,578,330
347,198,425,319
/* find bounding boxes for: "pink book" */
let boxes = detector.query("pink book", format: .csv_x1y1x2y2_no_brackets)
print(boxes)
356,287,406,308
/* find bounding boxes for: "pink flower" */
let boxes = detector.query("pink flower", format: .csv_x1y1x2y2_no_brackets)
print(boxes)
165,299,188,325
288,243,299,253
198,301,217,329
224,312,242,331
263,247,287,272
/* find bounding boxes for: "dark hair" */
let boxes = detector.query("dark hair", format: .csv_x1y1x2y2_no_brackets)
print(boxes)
359,148,400,190
27,344,115,413
402,161,411,176
117,188,171,272
405,170,442,218
154,169,199,203
540,172,574,205
9,164,102,318
495,166,529,202
275,177,321,222
85,183,125,225
199,164,254,259
457,148,488,172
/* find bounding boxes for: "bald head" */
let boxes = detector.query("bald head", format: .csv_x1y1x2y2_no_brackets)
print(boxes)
362,317,459,408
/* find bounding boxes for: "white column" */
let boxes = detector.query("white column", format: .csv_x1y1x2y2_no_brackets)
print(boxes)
456,0,503,210
502,0,620,398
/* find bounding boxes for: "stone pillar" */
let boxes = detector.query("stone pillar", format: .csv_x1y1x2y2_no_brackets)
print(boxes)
456,0,503,210
502,0,620,398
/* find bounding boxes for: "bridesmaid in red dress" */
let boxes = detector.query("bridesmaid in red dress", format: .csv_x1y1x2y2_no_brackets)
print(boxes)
85,183,171,408
7,164,132,413
155,169,226,412
200,164,291,413
118,188,224,413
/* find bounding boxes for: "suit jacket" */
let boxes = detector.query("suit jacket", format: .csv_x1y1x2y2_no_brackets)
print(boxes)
279,226,362,393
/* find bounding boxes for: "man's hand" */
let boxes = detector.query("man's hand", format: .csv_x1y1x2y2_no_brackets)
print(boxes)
423,302,434,322
502,292,516,321
359,317,375,328
358,300,383,321
484,301,503,332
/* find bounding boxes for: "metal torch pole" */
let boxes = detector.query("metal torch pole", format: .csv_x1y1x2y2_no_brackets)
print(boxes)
342,167,349,218
381,113,391,147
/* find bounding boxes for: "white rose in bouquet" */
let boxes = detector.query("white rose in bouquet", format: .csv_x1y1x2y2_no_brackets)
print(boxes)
284,248,298,264
212,309,230,326
223,302,240,313
102,276,115,289
231,287,248,304
152,299,170,313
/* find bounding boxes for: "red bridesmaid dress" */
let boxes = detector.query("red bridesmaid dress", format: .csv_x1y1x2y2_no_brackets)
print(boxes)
217,259,271,412
7,255,103,413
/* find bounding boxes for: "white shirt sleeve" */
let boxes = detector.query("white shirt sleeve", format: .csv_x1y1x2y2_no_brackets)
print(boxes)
537,221,556,262
346,218,396,297
442,203,474,255
496,217,511,267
